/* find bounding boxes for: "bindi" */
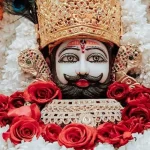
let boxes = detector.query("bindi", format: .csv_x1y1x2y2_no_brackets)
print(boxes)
80,39,86,53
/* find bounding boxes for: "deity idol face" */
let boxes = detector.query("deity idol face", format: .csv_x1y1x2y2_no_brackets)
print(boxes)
50,39,113,99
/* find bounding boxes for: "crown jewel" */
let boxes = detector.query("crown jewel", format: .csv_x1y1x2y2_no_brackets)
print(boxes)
36,0,121,48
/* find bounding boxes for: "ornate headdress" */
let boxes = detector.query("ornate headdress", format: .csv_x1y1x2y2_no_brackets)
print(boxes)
5,0,121,48
36,0,121,49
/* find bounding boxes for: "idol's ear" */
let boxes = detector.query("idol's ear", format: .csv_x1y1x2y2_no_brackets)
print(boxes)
4,0,38,24
18,49,51,81
112,45,142,87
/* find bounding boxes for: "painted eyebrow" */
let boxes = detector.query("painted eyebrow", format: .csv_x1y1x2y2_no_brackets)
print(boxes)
58,47,80,56
85,46,108,58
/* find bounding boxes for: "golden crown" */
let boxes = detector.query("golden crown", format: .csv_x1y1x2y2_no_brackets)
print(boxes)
36,0,121,49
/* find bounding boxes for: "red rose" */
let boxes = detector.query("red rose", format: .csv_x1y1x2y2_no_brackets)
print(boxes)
144,122,150,130
113,125,133,147
118,117,145,133
107,82,129,101
0,112,11,127
97,123,118,144
7,103,41,121
3,116,41,144
97,122,132,148
127,86,150,106
9,91,25,109
24,81,62,104
0,94,8,111
122,104,150,122
42,124,62,142
58,123,97,149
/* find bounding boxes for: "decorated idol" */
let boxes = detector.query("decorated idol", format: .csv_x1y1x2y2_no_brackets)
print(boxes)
14,0,123,99
39,0,122,99
1,0,150,150
3,0,142,131
16,0,141,99
3,0,142,99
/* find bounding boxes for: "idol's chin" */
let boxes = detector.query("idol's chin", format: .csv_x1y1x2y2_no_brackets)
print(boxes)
61,90,107,99
55,80,109,99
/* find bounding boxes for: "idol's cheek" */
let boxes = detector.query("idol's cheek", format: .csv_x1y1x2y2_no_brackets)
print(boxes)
56,62,79,84
86,62,109,83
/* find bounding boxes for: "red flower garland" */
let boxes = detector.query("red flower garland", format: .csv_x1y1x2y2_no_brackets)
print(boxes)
0,81,150,149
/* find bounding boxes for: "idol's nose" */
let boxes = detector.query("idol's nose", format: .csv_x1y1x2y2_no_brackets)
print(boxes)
77,54,89,75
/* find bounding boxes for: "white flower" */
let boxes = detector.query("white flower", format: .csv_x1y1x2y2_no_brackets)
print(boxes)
14,136,46,150
41,142,61,150
0,15,37,95
94,143,115,150
6,136,74,150
60,146,74,150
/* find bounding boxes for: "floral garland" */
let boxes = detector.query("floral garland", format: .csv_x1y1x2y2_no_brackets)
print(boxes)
0,81,150,150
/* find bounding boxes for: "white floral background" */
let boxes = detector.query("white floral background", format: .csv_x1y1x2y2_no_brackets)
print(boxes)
0,0,150,149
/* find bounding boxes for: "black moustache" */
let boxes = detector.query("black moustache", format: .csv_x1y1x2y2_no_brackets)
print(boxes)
64,73,103,83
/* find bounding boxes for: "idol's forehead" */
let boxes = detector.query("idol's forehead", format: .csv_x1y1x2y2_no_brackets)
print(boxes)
58,39,108,50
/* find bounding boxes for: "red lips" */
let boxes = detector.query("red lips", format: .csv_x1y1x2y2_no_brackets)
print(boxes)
75,79,90,88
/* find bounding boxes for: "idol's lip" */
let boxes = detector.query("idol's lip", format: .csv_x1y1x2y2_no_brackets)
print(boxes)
75,79,90,88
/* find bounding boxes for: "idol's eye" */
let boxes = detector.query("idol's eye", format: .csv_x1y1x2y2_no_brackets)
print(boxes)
58,53,79,63
87,53,107,63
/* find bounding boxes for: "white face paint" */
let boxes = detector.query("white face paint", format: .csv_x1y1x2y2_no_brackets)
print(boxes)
55,39,110,85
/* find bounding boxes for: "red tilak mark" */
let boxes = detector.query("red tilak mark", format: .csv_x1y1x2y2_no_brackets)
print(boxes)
76,79,89,88
80,43,85,53
80,39,86,53
67,40,80,47
81,46,85,53
86,40,99,45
